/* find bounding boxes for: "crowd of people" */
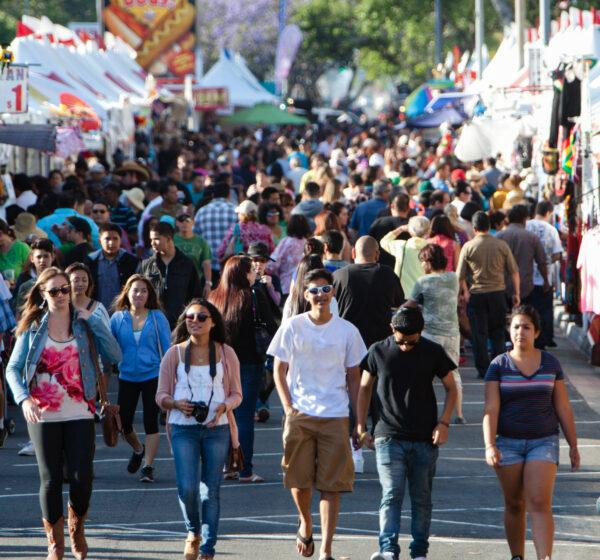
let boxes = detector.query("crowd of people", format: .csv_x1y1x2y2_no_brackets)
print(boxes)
0,122,581,560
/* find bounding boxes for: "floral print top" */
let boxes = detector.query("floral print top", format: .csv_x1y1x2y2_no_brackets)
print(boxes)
30,337,94,422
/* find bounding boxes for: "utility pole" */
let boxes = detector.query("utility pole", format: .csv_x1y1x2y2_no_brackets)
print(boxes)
540,0,550,45
515,0,525,69
475,0,484,79
435,0,442,65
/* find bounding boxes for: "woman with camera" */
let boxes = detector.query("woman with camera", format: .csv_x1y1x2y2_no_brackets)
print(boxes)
156,299,242,560
209,255,278,482
110,274,171,483
5,267,121,560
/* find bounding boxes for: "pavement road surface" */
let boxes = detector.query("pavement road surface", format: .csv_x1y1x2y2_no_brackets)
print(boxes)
1,330,599,559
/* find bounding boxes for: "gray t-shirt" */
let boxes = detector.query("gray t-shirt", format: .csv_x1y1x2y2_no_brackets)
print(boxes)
410,272,459,337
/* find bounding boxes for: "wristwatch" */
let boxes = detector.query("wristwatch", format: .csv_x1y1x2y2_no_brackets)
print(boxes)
438,420,450,428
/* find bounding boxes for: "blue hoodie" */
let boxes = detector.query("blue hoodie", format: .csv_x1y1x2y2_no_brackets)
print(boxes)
110,309,171,382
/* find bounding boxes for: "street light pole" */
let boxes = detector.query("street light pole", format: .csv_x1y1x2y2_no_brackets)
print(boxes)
540,0,550,46
515,0,525,69
475,0,484,79
435,0,442,65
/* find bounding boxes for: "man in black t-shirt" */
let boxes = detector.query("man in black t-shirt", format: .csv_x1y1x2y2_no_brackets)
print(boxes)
355,307,457,560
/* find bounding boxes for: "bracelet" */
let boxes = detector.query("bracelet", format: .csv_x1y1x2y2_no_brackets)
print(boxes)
485,444,497,450
438,420,450,428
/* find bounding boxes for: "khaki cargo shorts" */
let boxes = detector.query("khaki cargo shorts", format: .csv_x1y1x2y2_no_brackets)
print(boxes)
281,412,354,492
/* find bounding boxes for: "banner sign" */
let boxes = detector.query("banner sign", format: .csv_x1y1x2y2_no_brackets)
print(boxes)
0,67,28,114
103,0,196,78
194,87,229,110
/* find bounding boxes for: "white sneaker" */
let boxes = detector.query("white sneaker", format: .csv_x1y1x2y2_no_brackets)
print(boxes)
18,441,35,456
370,552,397,560
353,456,364,474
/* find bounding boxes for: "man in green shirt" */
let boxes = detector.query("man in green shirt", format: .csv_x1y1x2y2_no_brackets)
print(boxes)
0,220,30,281
174,211,212,297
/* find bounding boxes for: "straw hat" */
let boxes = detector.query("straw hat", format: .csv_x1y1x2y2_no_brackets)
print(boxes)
114,160,150,181
122,187,146,211
13,212,47,242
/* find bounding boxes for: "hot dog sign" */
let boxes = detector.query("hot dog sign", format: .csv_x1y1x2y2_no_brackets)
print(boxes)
103,0,196,77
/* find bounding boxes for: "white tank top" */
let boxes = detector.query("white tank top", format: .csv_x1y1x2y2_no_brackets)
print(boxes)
168,347,228,426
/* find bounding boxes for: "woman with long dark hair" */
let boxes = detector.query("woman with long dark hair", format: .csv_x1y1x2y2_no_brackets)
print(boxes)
6,267,121,560
314,210,352,262
156,298,242,560
209,255,277,482
65,263,110,327
111,274,171,483
429,215,461,272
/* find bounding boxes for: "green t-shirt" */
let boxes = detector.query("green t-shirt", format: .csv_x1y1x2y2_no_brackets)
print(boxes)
0,240,30,278
174,234,212,278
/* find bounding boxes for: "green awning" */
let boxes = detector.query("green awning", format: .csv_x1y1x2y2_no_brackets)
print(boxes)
224,103,308,125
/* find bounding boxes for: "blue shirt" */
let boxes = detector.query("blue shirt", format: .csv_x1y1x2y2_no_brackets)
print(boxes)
484,351,564,440
349,197,388,236
110,309,171,382
37,208,100,249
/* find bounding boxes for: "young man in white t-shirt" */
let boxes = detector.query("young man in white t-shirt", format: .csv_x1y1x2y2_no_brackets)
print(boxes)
268,268,367,560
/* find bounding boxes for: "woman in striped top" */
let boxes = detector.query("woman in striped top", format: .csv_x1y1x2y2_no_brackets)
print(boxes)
483,305,579,560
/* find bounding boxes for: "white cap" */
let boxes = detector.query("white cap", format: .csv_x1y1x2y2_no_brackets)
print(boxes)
235,200,258,215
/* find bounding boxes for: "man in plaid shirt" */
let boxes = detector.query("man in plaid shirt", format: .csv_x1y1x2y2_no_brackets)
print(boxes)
193,181,237,282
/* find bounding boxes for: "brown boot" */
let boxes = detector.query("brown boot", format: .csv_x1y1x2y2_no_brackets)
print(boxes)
42,517,65,560
67,505,88,560
183,534,201,560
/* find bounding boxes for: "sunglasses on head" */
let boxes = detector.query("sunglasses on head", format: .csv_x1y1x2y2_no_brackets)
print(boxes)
306,285,333,295
45,285,71,297
185,312,209,323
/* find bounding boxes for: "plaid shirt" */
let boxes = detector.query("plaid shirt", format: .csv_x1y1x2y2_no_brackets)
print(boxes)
193,198,237,269
0,299,16,333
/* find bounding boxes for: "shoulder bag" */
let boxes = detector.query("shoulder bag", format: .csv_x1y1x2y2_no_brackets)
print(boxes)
251,288,272,357
84,324,122,447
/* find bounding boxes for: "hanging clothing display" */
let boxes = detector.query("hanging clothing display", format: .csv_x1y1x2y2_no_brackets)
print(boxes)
576,227,600,315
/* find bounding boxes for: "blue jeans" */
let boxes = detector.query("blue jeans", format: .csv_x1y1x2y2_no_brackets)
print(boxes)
375,438,439,559
171,423,230,556
235,363,263,477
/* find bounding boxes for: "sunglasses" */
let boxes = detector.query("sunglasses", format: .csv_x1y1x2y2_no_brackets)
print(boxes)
394,333,420,347
92,208,108,214
306,285,333,295
45,285,71,297
176,215,192,222
185,312,209,323
266,211,280,216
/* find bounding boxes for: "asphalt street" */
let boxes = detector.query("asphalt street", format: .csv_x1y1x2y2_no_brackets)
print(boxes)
1,330,599,560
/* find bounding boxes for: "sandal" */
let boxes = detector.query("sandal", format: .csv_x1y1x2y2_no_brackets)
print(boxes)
239,473,264,483
223,471,239,480
296,519,314,558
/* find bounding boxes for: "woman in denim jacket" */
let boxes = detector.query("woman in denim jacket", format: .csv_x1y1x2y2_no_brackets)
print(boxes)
6,267,121,560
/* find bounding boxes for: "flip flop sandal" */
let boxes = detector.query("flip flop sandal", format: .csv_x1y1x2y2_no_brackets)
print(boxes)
296,519,314,558
239,473,265,483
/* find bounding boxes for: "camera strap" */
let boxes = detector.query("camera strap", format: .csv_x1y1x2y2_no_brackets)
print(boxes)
184,340,217,407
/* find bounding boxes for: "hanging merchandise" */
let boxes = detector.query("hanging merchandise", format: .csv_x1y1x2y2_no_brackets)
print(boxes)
561,128,576,175
576,227,600,316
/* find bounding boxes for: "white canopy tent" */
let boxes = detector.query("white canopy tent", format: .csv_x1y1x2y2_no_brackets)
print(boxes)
198,49,277,107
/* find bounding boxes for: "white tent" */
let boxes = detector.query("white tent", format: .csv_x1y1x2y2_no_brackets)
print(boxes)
198,49,277,107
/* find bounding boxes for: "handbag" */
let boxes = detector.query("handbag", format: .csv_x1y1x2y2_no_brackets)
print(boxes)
227,443,245,473
252,288,272,356
84,324,122,447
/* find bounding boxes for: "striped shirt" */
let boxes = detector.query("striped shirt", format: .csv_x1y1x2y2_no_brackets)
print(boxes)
485,351,563,439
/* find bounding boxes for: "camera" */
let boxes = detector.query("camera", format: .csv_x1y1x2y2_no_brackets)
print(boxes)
191,401,210,423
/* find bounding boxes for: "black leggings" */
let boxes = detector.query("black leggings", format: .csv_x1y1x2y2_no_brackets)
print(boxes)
28,419,95,524
117,377,160,436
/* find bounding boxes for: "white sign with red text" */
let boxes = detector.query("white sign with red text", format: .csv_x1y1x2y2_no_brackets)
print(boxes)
0,67,28,114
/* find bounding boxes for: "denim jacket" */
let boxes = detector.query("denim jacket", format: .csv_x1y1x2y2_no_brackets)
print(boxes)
6,311,122,406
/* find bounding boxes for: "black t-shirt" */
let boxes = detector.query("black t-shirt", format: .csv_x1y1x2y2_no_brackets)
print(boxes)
369,216,409,269
333,263,404,348
360,336,456,441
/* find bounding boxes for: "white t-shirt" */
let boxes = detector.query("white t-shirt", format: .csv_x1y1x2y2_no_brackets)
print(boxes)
526,219,562,286
267,313,367,418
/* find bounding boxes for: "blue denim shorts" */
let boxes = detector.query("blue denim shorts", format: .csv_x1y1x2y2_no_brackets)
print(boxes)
496,434,560,466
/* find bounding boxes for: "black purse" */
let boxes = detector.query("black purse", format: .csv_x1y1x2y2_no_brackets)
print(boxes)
252,288,272,356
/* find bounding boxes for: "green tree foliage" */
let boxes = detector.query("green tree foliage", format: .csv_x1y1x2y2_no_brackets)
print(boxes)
0,0,96,45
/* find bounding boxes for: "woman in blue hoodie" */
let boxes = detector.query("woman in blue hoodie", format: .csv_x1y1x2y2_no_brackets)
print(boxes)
110,274,171,483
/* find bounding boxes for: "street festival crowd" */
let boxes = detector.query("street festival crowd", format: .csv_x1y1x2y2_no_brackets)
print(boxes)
0,121,583,560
